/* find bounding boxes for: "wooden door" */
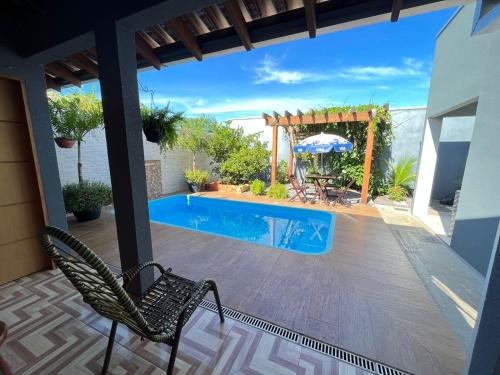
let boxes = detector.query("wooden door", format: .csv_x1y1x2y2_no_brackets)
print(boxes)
0,77,50,284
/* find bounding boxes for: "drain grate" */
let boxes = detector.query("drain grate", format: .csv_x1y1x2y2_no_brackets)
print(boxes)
200,299,412,375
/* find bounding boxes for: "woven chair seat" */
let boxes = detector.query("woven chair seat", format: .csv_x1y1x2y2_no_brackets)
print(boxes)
133,272,212,340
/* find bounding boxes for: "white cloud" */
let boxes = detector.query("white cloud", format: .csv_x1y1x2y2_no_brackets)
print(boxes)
252,54,329,85
337,58,428,81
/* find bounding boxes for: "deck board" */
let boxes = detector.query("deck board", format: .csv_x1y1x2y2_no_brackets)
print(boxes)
68,199,465,375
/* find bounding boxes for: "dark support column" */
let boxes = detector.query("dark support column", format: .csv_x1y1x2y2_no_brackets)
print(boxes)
465,225,500,374
95,21,154,294
22,66,68,230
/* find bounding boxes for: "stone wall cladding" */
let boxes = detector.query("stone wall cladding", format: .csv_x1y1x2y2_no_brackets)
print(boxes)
145,160,162,199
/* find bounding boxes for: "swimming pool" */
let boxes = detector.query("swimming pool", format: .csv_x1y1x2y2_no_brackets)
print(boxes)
148,195,335,255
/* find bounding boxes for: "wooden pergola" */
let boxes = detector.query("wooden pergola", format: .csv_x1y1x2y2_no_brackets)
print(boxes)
263,107,383,204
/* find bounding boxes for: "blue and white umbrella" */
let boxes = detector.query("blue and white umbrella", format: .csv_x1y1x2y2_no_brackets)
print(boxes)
293,132,353,154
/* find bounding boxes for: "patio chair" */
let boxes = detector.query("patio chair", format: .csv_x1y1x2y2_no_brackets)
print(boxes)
289,175,309,203
328,178,355,207
37,226,224,375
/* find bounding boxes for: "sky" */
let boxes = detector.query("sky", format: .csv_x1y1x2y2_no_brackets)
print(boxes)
74,7,457,121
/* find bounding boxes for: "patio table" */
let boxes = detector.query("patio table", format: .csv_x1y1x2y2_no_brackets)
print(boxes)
306,174,341,203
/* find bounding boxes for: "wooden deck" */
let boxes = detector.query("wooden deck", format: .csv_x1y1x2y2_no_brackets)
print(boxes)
68,197,465,375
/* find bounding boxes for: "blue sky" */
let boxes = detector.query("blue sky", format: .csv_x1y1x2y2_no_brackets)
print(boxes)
76,8,456,121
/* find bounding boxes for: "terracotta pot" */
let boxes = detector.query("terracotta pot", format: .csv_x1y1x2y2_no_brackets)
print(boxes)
205,181,220,191
54,137,76,148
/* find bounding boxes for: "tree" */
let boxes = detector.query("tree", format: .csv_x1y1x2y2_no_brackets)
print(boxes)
177,116,214,170
49,92,103,183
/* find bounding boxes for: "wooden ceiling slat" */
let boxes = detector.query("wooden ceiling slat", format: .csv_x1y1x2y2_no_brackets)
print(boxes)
135,33,162,69
167,17,203,61
236,0,253,22
151,25,175,45
137,30,160,49
286,0,303,10
224,0,253,51
68,53,99,78
187,12,211,35
205,5,230,29
256,0,277,17
45,62,81,87
391,0,402,22
45,75,61,91
303,0,317,38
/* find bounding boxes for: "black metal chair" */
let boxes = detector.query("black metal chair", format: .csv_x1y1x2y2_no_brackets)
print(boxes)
37,226,224,375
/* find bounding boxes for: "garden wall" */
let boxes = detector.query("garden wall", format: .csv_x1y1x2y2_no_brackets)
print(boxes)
55,127,211,195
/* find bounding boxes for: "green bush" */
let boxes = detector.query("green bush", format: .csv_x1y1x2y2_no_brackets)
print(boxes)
250,179,266,195
277,160,289,184
220,145,270,184
266,183,288,199
184,169,209,186
63,181,112,213
387,186,408,201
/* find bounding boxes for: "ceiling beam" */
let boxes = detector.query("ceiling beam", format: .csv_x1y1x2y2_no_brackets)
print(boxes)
205,5,230,29
236,0,253,22
286,0,303,10
256,0,277,17
137,30,160,48
45,75,61,91
391,0,403,22
135,33,162,69
67,53,99,78
186,12,211,34
167,16,203,61
303,0,317,38
224,0,253,51
151,25,175,45
45,62,81,87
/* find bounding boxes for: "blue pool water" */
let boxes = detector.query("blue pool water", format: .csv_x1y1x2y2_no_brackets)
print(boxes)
148,195,335,255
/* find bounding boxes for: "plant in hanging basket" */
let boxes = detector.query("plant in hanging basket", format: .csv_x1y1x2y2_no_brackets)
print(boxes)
141,104,184,152
54,137,77,148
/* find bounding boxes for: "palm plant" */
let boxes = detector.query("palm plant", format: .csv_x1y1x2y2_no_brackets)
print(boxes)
49,92,103,183
387,156,417,201
141,104,184,152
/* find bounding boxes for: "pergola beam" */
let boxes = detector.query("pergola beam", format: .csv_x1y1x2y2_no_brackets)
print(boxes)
391,0,403,22
224,0,254,51
45,62,81,87
167,17,203,61
45,75,61,91
264,111,371,126
68,53,99,78
135,33,162,69
303,0,317,38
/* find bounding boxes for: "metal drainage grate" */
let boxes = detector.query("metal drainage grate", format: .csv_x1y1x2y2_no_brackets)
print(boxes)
200,299,412,375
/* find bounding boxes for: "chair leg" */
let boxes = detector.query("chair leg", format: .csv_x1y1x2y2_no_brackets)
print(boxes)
209,281,224,323
166,323,183,375
101,321,117,375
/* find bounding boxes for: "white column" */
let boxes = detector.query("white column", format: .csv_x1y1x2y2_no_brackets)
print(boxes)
412,117,443,218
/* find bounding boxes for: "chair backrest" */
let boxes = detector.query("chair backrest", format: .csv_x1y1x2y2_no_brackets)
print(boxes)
289,175,302,189
38,226,153,336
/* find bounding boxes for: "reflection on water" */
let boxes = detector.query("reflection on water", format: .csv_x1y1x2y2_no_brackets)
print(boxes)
149,195,335,255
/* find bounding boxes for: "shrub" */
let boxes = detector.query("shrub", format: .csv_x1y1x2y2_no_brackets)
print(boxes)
266,183,288,199
250,179,266,195
63,181,112,213
220,145,271,184
184,169,209,187
177,117,214,169
141,104,183,152
277,160,289,184
387,186,408,202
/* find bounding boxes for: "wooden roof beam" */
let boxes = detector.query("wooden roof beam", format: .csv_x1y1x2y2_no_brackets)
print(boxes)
224,0,253,51
186,12,210,34
256,0,277,17
303,0,317,38
45,62,81,87
67,53,99,78
205,5,230,29
46,75,61,91
286,0,303,10
391,0,402,22
135,33,162,69
167,17,203,61
151,25,175,45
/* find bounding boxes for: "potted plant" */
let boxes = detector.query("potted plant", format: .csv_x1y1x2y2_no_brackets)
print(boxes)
48,92,103,182
141,104,184,151
184,169,209,193
63,181,113,222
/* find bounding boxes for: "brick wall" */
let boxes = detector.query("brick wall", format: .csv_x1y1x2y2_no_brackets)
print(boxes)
55,127,212,194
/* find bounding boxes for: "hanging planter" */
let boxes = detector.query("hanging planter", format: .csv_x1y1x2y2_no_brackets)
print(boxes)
54,137,76,148
141,105,184,151
143,127,161,143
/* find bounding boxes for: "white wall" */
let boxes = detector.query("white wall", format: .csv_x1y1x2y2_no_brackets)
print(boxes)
55,127,211,194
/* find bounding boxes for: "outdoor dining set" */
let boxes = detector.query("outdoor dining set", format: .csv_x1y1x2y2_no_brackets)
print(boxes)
288,132,356,207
